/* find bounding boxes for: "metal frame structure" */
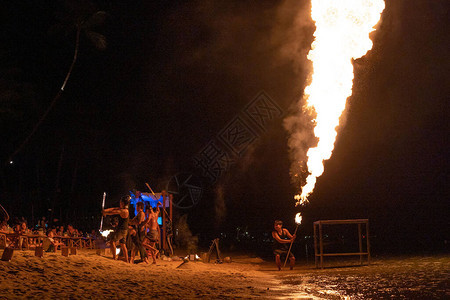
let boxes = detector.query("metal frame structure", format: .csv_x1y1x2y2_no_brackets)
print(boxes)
314,219,370,269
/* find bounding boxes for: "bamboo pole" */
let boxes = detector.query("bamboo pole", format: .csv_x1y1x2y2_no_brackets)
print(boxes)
283,224,299,268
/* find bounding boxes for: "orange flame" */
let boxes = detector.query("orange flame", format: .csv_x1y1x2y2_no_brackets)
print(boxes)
295,0,384,205
100,230,112,238
295,213,302,225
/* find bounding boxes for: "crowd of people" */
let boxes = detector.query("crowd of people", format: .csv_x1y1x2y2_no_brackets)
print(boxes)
0,195,164,265
0,214,97,251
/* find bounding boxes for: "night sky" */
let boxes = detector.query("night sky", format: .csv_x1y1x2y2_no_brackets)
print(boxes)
1,0,448,252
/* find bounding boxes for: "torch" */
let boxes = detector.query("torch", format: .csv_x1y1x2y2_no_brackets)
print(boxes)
99,192,106,232
284,213,302,268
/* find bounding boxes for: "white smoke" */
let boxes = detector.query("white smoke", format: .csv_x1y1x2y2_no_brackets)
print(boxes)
175,214,198,254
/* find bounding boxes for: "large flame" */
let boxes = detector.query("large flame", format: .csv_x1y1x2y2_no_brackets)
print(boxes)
295,0,385,205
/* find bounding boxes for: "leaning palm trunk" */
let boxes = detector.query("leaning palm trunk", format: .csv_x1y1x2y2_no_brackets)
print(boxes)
61,25,80,91
7,26,81,164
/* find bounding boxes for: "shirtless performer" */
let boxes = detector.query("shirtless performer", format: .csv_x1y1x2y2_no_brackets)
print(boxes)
102,195,130,262
144,202,161,264
129,202,148,264
272,220,296,270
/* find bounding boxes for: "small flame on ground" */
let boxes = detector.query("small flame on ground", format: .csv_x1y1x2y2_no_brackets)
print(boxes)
294,0,385,205
184,254,200,261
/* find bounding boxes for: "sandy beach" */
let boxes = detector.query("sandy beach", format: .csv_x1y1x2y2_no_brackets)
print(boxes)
0,249,312,299
1,248,448,299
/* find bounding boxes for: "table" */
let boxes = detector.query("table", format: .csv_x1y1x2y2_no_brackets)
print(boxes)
314,219,370,269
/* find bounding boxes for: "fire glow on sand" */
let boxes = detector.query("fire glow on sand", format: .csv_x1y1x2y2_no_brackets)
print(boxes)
294,0,385,206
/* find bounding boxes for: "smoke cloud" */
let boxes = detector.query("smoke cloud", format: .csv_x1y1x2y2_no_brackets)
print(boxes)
175,214,198,254
283,108,317,187
147,0,315,214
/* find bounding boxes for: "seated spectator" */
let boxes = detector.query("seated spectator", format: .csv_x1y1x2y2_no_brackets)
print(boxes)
39,217,47,230
0,220,8,247
10,222,29,249
57,225,65,236
43,227,61,252
0,220,8,233
13,223,21,233
67,224,79,237
19,221,30,235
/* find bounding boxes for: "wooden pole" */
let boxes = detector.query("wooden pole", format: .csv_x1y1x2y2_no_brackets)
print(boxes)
169,194,173,225
145,183,157,198
319,223,324,269
283,224,299,268
162,192,166,252
358,223,362,265
314,223,318,268
366,220,371,265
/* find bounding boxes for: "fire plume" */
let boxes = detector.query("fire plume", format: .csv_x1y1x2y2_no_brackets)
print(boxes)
295,0,384,205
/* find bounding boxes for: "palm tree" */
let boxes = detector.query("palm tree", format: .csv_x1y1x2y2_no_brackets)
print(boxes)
7,0,107,165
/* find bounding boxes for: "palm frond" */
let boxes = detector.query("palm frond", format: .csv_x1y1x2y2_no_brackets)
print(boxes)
83,11,107,29
85,31,107,50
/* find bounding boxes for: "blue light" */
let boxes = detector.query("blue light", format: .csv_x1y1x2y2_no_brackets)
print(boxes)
128,191,169,217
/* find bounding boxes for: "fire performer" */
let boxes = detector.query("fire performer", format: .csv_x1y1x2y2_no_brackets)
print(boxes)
102,195,130,263
143,202,161,264
272,220,296,271
129,202,149,264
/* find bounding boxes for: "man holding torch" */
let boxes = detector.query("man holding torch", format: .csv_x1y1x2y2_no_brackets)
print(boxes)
102,195,130,263
272,220,296,270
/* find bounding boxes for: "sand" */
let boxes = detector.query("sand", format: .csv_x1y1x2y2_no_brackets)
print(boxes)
0,249,314,299
1,249,448,299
